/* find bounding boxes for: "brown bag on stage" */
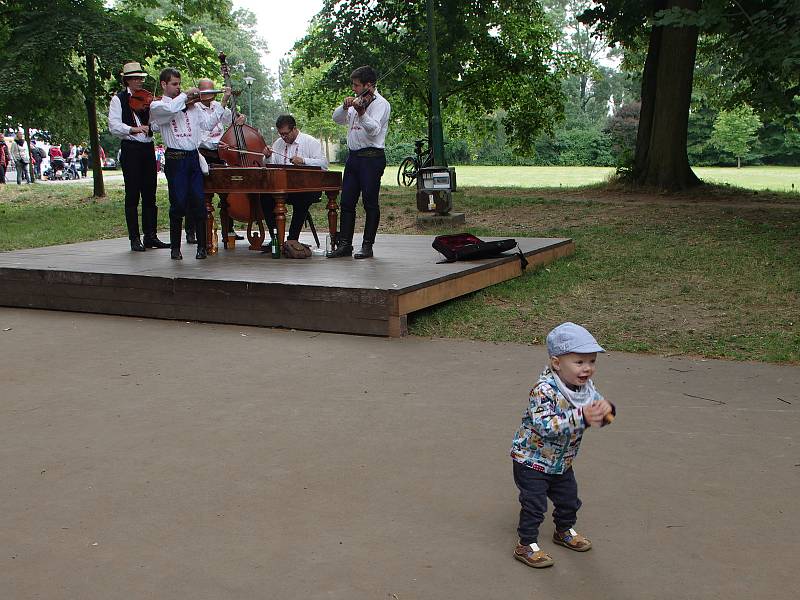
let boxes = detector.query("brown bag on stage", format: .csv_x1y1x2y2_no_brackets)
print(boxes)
283,239,312,259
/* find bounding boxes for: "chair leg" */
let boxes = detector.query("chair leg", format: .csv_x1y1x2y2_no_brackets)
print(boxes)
306,213,320,248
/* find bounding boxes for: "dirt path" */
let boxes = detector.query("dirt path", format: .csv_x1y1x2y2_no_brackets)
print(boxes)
1,308,797,600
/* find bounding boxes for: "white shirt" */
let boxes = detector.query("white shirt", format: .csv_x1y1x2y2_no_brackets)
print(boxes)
197,101,232,150
267,131,328,169
332,90,390,150
149,93,224,151
108,87,153,143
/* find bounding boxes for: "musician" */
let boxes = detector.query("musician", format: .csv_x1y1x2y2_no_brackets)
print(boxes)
184,78,245,245
108,61,170,252
329,65,390,259
260,114,328,245
149,68,231,260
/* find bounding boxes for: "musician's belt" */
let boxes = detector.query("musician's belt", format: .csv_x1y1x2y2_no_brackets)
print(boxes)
165,148,198,160
350,147,385,158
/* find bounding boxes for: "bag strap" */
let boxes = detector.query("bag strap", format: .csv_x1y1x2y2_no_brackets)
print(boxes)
516,244,528,271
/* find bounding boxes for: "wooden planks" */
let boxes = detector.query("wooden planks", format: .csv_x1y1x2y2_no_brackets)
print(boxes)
0,234,574,336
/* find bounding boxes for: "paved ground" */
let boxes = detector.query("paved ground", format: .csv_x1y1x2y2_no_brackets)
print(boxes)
1,307,798,600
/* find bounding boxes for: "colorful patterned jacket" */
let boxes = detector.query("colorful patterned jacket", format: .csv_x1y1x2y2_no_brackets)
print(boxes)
510,366,606,474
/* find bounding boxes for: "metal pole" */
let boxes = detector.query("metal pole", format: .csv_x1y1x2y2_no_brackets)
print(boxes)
426,0,446,166
243,76,255,123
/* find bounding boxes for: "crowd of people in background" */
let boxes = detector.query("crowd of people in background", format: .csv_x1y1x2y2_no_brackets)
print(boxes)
0,131,164,185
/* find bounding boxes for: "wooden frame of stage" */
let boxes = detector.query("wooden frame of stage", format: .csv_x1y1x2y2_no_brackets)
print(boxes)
0,235,574,336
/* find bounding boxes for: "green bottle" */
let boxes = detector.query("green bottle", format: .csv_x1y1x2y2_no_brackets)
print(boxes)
271,229,280,259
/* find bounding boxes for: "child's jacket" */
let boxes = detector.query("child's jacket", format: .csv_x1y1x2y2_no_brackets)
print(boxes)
510,366,603,474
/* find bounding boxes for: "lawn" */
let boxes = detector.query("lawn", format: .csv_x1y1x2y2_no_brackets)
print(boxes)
1,174,799,363
379,165,800,193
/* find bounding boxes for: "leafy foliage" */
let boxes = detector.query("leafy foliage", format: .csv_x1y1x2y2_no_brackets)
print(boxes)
710,105,762,166
290,0,570,153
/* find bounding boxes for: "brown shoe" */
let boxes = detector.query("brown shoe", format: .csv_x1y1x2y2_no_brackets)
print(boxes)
553,528,592,552
513,542,554,568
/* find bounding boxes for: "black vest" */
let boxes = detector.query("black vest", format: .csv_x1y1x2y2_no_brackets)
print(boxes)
117,90,149,126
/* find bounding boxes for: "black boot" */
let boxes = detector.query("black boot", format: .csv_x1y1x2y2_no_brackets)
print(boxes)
195,218,207,259
143,234,170,249
130,237,145,252
327,211,354,258
354,242,373,259
354,210,379,259
185,220,197,244
170,217,183,260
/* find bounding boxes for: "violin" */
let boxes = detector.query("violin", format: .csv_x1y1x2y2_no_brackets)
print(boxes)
129,89,155,115
349,87,375,115
128,88,206,115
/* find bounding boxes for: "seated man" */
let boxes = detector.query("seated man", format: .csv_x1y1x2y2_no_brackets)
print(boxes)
260,114,328,246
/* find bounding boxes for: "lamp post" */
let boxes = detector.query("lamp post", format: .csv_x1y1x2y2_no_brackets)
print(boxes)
243,76,255,122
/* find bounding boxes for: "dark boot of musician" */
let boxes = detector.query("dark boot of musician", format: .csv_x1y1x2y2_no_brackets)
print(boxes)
354,210,379,259
327,211,354,258
170,217,183,260
185,219,197,245
143,234,170,249
130,237,146,252
195,218,207,260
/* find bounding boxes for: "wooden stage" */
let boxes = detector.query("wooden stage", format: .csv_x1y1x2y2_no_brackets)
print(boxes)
0,234,574,336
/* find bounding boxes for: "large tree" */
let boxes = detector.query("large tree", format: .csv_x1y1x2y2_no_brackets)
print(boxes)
581,0,800,189
291,0,572,153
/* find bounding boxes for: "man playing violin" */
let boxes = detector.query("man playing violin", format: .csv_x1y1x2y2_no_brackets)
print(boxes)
183,78,245,245
259,114,328,247
108,61,170,252
329,65,391,259
149,68,232,260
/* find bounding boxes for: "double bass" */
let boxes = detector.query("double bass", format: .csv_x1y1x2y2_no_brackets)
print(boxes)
215,52,269,246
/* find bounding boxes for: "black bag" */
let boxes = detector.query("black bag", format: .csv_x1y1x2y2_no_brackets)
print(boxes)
432,233,528,269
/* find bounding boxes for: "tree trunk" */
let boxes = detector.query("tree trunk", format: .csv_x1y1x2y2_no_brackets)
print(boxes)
84,53,105,198
737,156,741,168
634,0,702,190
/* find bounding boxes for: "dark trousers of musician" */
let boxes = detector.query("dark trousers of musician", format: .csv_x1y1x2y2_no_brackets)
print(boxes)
260,192,319,241
120,140,158,241
185,148,233,242
339,148,386,247
164,149,206,253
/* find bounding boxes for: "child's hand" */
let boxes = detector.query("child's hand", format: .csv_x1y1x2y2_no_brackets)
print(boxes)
584,400,611,427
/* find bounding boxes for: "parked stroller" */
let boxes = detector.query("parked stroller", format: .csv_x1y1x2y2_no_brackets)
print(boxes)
64,159,80,180
48,157,66,180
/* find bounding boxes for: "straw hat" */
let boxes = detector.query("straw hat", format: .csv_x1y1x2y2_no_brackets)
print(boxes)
121,62,148,78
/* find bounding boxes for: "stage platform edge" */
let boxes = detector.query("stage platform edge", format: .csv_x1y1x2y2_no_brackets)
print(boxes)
0,234,574,337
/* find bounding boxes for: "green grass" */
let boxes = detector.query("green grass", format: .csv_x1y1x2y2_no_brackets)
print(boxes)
406,194,800,363
378,165,800,193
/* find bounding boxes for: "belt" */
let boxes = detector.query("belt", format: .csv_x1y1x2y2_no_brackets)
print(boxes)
165,148,197,160
350,147,385,157
121,139,153,146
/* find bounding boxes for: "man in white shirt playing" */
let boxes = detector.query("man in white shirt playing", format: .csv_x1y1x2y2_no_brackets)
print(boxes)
183,78,247,245
259,114,328,246
108,61,169,252
328,65,390,259
149,67,231,260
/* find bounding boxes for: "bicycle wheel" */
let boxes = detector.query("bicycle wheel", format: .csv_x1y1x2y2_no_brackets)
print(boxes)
397,156,418,187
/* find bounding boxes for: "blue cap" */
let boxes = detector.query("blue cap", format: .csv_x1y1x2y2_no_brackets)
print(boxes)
546,322,605,357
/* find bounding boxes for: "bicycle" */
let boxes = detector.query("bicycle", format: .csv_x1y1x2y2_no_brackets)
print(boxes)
396,138,433,187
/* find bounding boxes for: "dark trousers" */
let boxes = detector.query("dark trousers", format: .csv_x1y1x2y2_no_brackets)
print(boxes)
513,461,582,545
120,140,158,240
260,192,319,240
341,150,385,242
0,163,5,183
15,160,30,184
164,150,206,221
